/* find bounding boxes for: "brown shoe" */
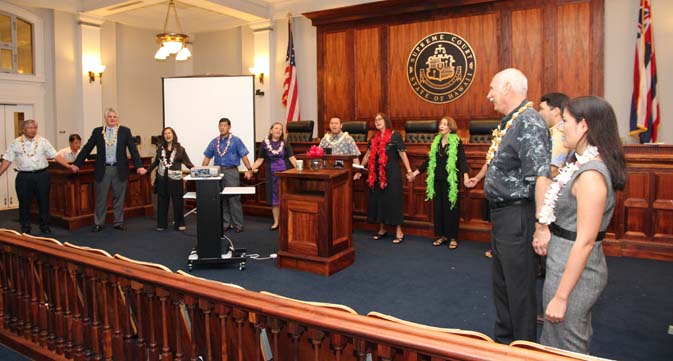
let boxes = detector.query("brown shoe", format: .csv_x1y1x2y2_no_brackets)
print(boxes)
484,249,493,258
449,239,458,249
432,237,447,246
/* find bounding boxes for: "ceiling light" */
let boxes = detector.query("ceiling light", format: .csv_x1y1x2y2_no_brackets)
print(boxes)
155,1,190,61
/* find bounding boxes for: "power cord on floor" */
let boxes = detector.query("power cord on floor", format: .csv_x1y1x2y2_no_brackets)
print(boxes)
245,253,277,261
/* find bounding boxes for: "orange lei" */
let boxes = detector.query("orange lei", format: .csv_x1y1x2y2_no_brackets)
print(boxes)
368,129,392,189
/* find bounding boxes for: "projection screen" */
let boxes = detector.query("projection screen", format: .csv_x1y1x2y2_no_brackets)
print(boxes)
162,75,255,171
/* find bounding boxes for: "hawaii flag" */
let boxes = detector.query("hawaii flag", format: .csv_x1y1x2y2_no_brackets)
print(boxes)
629,0,660,143
282,17,300,122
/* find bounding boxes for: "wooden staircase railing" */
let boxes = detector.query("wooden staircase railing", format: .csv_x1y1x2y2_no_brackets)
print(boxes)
0,229,583,361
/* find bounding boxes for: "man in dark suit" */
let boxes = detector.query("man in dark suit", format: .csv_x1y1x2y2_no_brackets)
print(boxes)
72,108,147,231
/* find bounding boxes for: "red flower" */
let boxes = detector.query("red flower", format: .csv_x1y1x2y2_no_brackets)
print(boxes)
307,145,324,158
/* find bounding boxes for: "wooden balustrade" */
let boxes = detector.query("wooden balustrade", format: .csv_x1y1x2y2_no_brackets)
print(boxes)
0,229,586,360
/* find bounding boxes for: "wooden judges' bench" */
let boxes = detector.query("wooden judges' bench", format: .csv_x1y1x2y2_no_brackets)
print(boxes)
41,157,153,230
242,142,673,261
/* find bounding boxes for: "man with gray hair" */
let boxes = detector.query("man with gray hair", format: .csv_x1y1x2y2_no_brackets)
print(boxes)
468,68,552,343
0,120,71,234
72,108,147,232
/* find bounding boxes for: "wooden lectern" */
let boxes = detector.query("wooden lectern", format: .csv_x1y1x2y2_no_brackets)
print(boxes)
276,159,355,276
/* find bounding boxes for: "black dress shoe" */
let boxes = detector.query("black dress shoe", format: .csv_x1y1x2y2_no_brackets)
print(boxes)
40,227,52,234
21,228,31,235
92,225,103,232
269,225,279,231
113,224,127,231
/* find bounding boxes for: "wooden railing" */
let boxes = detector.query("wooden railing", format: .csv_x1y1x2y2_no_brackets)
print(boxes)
0,229,585,360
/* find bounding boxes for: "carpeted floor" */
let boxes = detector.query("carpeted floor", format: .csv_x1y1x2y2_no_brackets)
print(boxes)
0,208,671,361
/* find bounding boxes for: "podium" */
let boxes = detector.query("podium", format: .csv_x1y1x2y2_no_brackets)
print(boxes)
184,175,246,271
276,167,355,276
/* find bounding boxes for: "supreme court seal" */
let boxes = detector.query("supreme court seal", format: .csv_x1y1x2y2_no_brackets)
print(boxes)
407,32,476,104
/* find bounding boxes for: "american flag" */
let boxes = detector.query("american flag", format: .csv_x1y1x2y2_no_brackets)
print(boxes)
629,0,660,143
282,17,300,122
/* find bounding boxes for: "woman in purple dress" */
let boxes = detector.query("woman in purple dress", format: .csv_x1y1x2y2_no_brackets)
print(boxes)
247,122,297,230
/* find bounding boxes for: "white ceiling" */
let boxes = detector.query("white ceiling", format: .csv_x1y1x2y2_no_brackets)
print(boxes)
8,0,380,33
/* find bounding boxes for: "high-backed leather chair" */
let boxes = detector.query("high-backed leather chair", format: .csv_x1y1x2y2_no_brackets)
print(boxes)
404,120,438,143
286,120,314,142
469,120,500,143
342,121,368,142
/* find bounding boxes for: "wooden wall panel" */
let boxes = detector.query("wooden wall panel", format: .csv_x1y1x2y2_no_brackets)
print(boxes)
388,14,499,121
323,31,354,125
653,172,673,243
511,8,544,107
623,172,650,240
354,27,383,121
555,2,592,98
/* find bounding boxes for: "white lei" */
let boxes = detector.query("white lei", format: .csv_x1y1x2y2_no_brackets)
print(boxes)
321,131,349,147
216,134,232,157
485,102,533,165
102,125,120,146
264,138,284,156
20,135,39,157
160,145,177,168
538,145,600,225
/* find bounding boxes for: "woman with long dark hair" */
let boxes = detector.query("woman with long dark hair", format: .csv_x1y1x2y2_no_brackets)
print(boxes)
247,122,297,230
355,113,413,244
409,116,470,249
533,96,626,353
148,127,194,231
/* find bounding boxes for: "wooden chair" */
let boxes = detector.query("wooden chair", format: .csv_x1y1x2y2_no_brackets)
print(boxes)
509,340,615,360
366,311,494,342
260,291,357,314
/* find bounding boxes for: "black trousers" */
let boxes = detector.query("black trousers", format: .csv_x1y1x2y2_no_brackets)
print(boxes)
157,192,185,229
15,170,51,231
432,181,460,239
490,200,538,343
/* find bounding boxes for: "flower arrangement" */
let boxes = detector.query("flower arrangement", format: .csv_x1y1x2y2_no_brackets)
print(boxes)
306,145,324,158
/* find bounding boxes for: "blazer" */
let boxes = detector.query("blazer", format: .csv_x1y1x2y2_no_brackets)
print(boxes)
74,125,143,182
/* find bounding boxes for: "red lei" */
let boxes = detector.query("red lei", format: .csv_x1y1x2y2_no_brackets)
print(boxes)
368,129,392,189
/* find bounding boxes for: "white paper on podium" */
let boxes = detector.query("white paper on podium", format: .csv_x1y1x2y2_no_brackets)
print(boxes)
184,175,224,181
182,192,196,199
352,164,367,171
221,187,256,195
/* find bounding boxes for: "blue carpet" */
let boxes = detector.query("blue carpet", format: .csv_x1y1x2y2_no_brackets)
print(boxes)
1,209,672,360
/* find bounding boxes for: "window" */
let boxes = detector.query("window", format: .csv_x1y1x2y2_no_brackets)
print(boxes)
0,11,33,75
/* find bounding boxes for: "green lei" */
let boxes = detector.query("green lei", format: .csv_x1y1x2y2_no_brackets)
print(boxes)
425,133,459,209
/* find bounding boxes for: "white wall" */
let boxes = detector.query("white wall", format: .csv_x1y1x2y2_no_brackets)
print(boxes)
605,0,673,144
113,24,176,156
192,28,243,75
53,10,80,148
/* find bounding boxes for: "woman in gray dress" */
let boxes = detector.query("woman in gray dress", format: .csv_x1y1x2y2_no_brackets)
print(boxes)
533,96,626,354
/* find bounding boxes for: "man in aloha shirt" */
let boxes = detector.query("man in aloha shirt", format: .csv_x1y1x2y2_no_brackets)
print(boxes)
318,116,361,164
539,92,571,177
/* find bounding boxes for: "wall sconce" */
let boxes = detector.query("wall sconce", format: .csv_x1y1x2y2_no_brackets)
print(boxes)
88,64,106,84
249,67,264,84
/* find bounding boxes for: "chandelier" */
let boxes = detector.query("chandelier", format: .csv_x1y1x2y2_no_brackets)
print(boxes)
154,0,191,61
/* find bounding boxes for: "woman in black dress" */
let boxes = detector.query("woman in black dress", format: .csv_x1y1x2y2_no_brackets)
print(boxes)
148,127,194,231
247,122,297,230
355,113,413,244
409,116,470,249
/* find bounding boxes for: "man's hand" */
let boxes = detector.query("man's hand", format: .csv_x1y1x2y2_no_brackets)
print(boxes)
70,165,80,173
137,167,147,176
353,173,362,181
244,170,253,180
